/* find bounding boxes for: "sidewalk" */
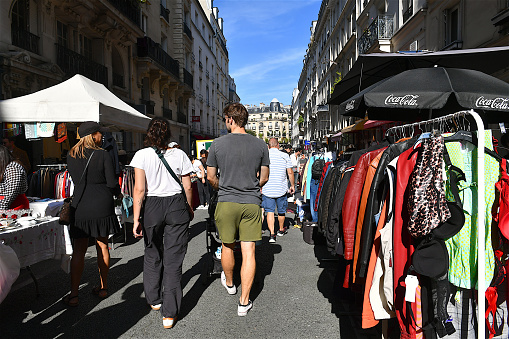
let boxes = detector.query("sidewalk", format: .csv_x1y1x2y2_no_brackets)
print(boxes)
1,210,342,338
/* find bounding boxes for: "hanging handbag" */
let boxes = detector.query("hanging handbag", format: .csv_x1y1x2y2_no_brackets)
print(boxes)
59,151,95,225
152,147,194,221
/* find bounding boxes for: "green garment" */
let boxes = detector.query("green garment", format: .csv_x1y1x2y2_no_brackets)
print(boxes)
444,130,499,290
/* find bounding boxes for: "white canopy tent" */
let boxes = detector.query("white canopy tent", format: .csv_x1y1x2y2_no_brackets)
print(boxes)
0,74,151,132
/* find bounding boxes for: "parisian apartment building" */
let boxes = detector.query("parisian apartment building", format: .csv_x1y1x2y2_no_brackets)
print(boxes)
293,0,509,149
246,98,291,144
0,0,238,155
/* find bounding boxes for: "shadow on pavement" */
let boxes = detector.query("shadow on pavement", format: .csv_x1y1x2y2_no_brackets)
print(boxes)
179,254,215,320
250,236,282,302
188,220,206,241
0,255,144,338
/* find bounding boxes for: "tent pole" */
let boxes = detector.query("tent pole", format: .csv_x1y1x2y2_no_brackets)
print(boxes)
469,109,485,339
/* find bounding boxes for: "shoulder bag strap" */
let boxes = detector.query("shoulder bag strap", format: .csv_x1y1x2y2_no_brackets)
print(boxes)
152,147,185,194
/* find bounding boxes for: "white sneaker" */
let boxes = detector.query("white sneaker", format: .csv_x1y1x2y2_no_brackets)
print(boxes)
197,205,205,210
221,271,237,295
237,300,253,316
150,303,161,311
163,317,176,329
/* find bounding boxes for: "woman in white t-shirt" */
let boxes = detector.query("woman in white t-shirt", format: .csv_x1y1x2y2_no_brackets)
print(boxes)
130,117,194,329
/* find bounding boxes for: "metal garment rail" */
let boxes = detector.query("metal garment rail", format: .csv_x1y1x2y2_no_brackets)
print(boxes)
385,110,485,339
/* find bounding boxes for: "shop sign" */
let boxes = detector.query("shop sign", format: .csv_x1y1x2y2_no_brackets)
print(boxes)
304,140,310,145
192,116,201,122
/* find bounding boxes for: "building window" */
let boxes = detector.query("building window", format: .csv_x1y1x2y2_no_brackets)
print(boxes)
141,14,148,33
161,34,168,53
57,21,68,47
445,6,460,46
81,35,92,58
11,0,29,31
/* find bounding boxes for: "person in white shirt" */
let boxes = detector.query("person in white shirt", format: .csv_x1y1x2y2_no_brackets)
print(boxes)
289,147,302,190
130,117,194,329
192,155,208,209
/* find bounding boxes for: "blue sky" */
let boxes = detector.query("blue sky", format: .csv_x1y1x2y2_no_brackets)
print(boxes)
216,0,321,107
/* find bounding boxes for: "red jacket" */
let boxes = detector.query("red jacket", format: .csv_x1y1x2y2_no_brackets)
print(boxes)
393,145,420,339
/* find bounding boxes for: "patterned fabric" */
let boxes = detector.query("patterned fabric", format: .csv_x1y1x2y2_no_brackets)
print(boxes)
444,130,498,290
37,123,55,137
407,136,451,238
0,162,28,210
24,123,38,139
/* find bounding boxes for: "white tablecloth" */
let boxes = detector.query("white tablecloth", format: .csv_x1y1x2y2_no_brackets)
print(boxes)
29,199,64,218
0,217,72,269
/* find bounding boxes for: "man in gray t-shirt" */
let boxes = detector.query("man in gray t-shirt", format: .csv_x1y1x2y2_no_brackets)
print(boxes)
207,103,269,317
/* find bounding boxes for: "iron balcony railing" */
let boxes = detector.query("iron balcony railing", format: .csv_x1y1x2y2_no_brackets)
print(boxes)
198,94,203,102
206,70,209,78
162,107,172,120
11,27,40,54
177,111,187,124
160,4,170,22
183,22,192,39
183,68,193,88
137,36,179,79
107,0,140,26
358,15,395,54
55,44,108,85
403,6,413,23
112,72,124,88
199,61,203,70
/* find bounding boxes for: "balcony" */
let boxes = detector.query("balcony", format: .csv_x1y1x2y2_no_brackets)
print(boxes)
206,70,210,78
358,15,395,54
137,36,179,79
183,68,193,88
55,44,108,86
107,0,140,26
11,27,40,54
198,94,203,102
113,72,124,88
211,76,215,84
212,104,216,111
160,4,170,22
183,22,193,39
199,61,203,70
177,111,187,124
162,107,172,120
403,6,413,23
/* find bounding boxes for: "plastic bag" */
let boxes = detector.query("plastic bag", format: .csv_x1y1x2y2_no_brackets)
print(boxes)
0,243,20,304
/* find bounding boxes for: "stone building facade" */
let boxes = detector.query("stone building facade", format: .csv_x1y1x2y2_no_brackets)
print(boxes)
246,98,291,144
0,0,233,155
294,0,509,149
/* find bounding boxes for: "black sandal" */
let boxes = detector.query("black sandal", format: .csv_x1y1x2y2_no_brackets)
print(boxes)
92,286,108,299
62,294,79,307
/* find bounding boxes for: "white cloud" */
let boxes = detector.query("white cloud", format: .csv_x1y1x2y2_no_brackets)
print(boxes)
231,48,305,80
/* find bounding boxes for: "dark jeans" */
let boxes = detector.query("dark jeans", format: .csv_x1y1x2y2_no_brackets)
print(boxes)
142,194,190,318
196,179,210,206
309,178,320,222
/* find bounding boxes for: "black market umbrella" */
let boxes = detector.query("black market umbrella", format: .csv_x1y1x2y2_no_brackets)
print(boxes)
328,46,509,106
339,67,509,122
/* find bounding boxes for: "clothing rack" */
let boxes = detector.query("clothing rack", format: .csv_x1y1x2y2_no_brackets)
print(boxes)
37,164,67,170
386,110,486,339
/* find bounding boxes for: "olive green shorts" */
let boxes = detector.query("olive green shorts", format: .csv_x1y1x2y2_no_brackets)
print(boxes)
214,202,262,243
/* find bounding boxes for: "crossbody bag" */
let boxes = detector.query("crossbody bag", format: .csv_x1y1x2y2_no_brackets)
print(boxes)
152,147,194,221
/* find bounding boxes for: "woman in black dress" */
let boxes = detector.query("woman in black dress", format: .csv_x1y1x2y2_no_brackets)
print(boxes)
62,122,121,306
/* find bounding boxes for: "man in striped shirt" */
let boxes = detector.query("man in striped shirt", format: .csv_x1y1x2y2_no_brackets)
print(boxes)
262,138,295,243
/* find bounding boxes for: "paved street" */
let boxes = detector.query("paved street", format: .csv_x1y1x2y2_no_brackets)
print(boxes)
1,210,346,338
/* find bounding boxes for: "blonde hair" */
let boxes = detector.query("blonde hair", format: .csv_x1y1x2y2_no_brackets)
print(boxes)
69,134,102,158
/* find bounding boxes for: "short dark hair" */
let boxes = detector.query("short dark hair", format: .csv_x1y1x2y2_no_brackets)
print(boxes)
0,145,14,182
144,117,172,149
200,149,208,156
223,103,248,128
295,147,302,153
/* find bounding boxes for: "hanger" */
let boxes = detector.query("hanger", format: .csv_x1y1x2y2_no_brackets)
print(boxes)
443,130,502,162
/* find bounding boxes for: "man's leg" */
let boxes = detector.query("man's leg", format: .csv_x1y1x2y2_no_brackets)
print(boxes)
266,212,275,235
221,242,236,286
277,214,286,232
239,241,256,306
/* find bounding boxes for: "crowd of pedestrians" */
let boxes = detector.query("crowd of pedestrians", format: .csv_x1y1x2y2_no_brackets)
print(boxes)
51,103,308,328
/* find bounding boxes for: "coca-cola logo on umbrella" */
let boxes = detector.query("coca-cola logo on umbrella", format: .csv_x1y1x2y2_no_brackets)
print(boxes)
384,94,419,106
345,100,355,111
475,96,509,110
